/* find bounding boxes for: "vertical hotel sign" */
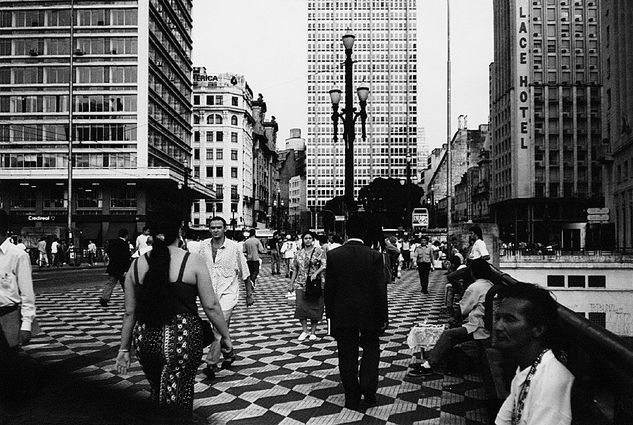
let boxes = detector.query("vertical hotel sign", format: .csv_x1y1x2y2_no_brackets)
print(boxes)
515,0,531,197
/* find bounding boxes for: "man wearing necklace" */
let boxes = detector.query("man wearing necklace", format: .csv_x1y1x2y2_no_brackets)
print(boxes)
193,216,251,379
494,283,574,425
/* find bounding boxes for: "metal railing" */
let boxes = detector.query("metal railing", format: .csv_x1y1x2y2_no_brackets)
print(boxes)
489,265,633,424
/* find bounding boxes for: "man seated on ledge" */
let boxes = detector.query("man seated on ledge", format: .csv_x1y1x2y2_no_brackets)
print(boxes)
494,282,574,425
409,258,493,376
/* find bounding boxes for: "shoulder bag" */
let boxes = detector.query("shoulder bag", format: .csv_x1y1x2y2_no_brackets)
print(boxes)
304,249,322,299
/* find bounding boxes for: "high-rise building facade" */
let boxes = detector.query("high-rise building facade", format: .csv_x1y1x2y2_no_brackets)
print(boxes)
0,0,211,245
600,0,633,249
191,69,254,229
490,0,604,247
306,0,418,216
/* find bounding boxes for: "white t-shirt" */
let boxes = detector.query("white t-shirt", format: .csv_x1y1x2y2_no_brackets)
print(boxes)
469,239,489,259
136,234,149,251
51,241,59,254
495,350,574,425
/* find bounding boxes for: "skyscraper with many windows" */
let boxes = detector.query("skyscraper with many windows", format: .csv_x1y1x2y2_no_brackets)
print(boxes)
306,0,418,218
0,0,211,245
490,0,604,247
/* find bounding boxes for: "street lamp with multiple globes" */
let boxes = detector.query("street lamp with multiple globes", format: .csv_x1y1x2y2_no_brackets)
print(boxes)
329,32,369,219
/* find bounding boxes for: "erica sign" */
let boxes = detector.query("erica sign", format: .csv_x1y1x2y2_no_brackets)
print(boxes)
193,74,218,82
515,0,531,198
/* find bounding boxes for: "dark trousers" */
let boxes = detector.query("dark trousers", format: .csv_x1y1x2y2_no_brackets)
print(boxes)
333,327,380,404
417,262,432,293
427,326,473,368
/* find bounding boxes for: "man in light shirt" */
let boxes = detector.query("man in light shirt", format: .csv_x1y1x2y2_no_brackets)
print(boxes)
243,228,265,289
494,283,574,425
468,225,490,262
194,217,251,379
409,259,493,376
134,226,150,256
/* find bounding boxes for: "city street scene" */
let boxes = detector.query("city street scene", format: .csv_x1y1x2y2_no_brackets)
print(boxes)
1,0,632,424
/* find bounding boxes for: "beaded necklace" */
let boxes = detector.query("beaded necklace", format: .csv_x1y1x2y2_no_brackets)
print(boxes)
511,348,550,425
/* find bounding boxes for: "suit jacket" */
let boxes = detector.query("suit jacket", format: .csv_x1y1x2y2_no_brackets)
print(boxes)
106,238,131,277
325,241,388,330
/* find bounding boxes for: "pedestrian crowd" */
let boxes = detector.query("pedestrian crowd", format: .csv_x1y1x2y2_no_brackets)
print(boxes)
0,207,576,424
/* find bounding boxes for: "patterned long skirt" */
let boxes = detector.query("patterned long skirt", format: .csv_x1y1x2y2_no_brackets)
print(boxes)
133,313,204,412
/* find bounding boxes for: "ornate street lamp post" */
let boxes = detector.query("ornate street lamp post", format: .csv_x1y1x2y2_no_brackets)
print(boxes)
329,32,369,220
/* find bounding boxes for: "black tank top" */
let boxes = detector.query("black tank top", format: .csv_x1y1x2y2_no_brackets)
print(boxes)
134,252,198,318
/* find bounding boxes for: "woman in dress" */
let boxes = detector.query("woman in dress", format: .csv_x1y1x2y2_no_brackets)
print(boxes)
287,231,326,341
115,210,232,414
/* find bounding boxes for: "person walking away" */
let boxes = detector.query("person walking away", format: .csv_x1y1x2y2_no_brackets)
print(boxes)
243,229,265,289
494,283,574,425
281,235,296,278
325,215,388,409
329,234,343,251
0,209,37,402
385,237,400,283
408,259,493,376
50,238,60,268
287,231,326,341
37,237,48,268
401,237,411,270
191,217,250,379
99,228,131,307
115,209,233,414
268,231,282,275
413,236,435,294
87,240,97,266
135,226,150,257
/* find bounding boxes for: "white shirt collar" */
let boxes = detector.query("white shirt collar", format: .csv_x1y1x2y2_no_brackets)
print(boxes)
0,237,12,253
347,238,364,244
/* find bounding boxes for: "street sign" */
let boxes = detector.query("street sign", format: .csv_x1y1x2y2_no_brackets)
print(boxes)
587,214,609,222
587,207,610,215
412,213,429,226
334,215,345,221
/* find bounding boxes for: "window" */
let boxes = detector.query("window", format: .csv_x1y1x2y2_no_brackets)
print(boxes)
231,149,238,161
231,167,238,178
214,114,222,125
216,203,223,212
206,149,213,160
231,203,238,213
193,115,200,124
587,312,606,328
205,166,213,177
206,131,213,142
206,95,214,105
216,149,223,160
216,131,224,141
193,166,199,179
216,166,223,177
231,115,238,126
232,96,238,106
231,132,238,143
207,115,214,125
231,185,238,198
588,275,606,288
568,275,585,287
547,275,565,287
194,131,200,142
194,149,199,160
215,95,223,105
215,184,223,198
193,95,200,105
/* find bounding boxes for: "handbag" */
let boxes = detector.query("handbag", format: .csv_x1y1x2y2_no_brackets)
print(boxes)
304,249,322,298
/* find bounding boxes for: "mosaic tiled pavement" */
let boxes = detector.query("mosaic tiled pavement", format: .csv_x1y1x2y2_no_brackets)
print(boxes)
24,265,489,425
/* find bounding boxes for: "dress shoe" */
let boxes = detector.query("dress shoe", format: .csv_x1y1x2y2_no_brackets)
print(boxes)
222,350,237,369
407,364,433,377
99,298,108,307
202,364,220,379
363,393,377,406
344,400,360,410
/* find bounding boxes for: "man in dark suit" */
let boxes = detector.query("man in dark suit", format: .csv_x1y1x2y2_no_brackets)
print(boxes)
325,215,388,409
99,228,131,307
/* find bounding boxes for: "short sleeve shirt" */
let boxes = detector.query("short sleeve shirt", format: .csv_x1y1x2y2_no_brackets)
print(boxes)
469,239,489,259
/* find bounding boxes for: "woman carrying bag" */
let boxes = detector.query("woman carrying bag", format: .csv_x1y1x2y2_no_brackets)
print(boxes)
115,208,232,414
287,231,326,341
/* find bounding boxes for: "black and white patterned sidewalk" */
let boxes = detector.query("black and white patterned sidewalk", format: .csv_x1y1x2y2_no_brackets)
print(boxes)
23,265,488,425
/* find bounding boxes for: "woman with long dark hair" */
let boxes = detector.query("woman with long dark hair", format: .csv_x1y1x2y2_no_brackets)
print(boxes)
115,209,232,413
287,231,326,341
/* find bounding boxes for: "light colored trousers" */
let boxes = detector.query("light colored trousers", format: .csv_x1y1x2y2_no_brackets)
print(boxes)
205,307,234,366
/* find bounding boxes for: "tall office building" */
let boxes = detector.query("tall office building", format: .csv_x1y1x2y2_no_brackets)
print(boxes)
600,0,633,249
490,0,604,248
306,0,418,217
0,0,211,245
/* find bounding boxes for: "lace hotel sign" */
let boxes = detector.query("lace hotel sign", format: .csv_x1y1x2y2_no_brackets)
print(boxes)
515,0,531,198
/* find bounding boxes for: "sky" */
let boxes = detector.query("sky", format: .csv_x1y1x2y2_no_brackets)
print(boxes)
192,0,494,151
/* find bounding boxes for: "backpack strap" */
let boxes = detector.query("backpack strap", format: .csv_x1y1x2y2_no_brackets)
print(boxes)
176,252,190,283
